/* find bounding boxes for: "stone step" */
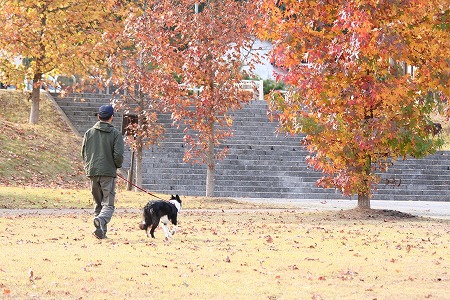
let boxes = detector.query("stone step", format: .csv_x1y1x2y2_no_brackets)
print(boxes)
53,92,450,201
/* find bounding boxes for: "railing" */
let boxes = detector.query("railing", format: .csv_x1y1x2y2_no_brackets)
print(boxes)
25,76,265,101
238,80,264,101
177,80,264,100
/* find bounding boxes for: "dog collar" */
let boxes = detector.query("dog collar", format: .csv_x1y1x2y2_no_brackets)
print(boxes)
169,200,181,212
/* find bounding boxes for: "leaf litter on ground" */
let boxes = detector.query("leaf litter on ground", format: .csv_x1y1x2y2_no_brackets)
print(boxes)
0,208,448,299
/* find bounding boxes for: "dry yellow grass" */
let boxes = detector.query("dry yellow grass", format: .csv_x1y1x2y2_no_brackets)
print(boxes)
0,90,87,189
1,209,449,299
0,186,278,210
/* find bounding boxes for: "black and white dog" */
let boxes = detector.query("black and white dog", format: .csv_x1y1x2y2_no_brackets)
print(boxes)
139,195,182,239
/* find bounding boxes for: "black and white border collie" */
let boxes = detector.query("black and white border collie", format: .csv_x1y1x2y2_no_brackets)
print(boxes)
139,195,182,239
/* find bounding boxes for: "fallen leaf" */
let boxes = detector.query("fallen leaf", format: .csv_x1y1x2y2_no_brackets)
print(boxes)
28,268,34,282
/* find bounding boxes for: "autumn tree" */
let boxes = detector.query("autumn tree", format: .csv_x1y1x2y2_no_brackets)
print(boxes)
255,0,450,208
0,0,117,124
111,0,258,196
108,0,178,190
169,0,258,197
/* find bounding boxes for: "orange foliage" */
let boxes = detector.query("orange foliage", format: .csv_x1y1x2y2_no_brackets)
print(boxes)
256,0,450,203
0,0,120,123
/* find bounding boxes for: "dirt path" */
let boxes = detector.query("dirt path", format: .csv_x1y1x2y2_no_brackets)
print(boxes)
0,207,305,217
1,198,450,220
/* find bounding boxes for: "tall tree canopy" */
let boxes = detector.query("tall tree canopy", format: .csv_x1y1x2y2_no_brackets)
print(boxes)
171,0,257,196
110,0,258,196
0,0,118,124
108,0,180,190
255,0,450,208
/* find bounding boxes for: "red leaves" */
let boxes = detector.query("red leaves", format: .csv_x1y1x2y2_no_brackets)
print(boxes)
109,3,258,196
338,269,358,281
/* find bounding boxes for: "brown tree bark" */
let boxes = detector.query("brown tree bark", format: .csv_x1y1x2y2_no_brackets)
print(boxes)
357,193,371,209
134,99,145,192
205,121,215,197
357,155,372,209
29,72,42,125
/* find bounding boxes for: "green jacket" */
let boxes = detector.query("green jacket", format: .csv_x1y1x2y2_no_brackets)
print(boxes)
81,121,124,177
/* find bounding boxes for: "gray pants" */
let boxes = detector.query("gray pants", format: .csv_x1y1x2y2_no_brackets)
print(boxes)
90,176,116,227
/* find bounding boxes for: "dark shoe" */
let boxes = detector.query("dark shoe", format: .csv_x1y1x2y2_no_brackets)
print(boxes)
93,217,105,239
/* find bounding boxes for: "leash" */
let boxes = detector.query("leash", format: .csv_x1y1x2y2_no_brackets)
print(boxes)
116,173,166,200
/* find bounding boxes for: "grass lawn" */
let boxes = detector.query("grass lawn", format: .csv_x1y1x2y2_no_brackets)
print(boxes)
0,90,87,189
0,185,277,210
0,199,449,299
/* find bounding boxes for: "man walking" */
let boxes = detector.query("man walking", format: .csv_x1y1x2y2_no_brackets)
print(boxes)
81,104,124,239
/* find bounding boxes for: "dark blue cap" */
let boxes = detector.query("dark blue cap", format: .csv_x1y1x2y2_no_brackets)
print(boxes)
98,105,114,119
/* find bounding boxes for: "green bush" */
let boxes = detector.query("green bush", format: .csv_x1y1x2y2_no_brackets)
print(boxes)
263,79,286,95
242,75,286,95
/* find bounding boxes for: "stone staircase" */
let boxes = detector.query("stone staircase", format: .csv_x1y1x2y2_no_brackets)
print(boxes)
52,93,450,201
375,153,450,201
51,93,123,135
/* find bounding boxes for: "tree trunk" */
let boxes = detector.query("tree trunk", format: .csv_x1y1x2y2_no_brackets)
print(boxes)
205,123,215,197
205,151,215,197
135,113,143,193
357,193,371,209
29,72,42,125
357,155,372,209
134,93,144,192
135,144,143,192
126,150,135,191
